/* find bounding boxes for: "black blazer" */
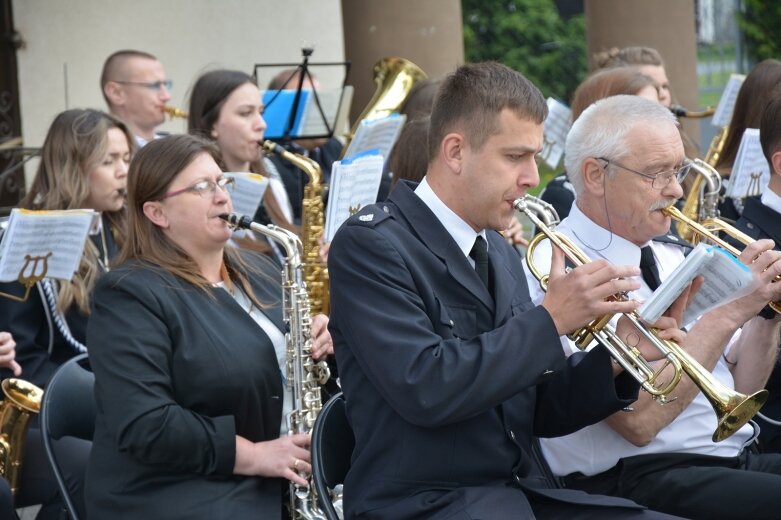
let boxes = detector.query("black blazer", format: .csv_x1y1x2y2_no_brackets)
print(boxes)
327,181,641,519
85,253,287,519
732,196,781,451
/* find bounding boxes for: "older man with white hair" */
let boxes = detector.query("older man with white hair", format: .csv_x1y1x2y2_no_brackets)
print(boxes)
525,95,781,519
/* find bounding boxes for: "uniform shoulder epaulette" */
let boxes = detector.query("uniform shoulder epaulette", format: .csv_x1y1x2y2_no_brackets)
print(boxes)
345,204,392,229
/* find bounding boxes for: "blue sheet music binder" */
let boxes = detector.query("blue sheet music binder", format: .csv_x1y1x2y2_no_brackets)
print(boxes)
261,90,311,139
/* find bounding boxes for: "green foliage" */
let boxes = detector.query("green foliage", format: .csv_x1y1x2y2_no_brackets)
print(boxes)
462,0,587,103
739,0,781,63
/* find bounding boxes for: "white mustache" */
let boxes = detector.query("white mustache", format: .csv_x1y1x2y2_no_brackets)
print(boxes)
650,198,676,211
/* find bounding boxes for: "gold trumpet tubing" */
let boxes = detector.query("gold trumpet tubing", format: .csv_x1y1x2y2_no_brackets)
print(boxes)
670,105,716,119
522,196,767,440
518,200,683,401
664,206,781,314
163,106,188,119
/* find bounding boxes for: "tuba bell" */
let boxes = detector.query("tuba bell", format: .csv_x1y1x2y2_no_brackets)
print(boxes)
0,378,43,495
342,57,427,152
517,196,767,442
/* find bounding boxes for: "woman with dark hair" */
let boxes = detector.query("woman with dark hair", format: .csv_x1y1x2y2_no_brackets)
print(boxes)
188,69,296,236
85,134,332,518
0,108,133,519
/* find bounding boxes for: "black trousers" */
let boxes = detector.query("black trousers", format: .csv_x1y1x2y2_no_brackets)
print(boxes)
563,450,781,520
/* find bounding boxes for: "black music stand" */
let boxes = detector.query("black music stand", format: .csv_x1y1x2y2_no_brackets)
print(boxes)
253,48,351,143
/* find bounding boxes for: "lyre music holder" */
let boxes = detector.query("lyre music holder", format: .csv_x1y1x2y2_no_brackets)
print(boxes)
253,47,351,142
0,252,52,302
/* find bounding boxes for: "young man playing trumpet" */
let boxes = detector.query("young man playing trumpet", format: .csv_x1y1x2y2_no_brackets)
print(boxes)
526,95,781,519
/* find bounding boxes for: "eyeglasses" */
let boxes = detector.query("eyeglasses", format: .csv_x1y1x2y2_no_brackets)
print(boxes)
597,157,692,190
161,177,235,200
114,80,173,92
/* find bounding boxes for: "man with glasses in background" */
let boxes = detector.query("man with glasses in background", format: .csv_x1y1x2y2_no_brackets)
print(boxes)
525,94,781,519
101,50,172,146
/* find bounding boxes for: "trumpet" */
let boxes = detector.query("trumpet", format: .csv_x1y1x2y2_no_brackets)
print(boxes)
163,106,188,119
516,196,767,442
669,104,716,119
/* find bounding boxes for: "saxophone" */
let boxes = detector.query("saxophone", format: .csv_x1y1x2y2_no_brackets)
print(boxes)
0,378,43,495
678,126,729,241
262,141,330,316
221,213,330,520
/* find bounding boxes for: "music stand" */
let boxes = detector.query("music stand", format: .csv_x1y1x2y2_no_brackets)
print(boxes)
253,48,351,143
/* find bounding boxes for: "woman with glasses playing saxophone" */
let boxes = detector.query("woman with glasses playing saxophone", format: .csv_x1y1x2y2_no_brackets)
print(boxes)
85,135,333,519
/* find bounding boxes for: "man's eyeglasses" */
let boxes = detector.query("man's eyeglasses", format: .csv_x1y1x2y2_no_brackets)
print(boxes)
161,177,235,200
114,80,173,92
597,157,692,190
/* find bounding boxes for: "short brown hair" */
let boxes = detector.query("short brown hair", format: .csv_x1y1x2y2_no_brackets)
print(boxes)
428,62,547,161
100,50,158,105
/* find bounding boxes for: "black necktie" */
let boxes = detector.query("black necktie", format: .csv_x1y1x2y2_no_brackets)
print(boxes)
639,245,662,291
470,236,489,290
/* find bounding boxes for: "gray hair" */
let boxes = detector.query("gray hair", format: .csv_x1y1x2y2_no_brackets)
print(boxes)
564,95,677,195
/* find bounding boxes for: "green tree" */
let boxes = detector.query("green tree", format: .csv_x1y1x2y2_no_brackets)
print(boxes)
462,0,587,103
739,0,781,63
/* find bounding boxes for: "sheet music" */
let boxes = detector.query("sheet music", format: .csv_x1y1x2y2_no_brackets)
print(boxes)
541,98,571,169
638,243,753,326
224,172,270,217
342,114,406,163
324,151,385,242
300,87,350,136
725,128,770,199
712,74,746,128
0,209,96,282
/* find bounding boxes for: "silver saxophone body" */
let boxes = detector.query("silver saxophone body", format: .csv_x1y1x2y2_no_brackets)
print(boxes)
221,213,332,519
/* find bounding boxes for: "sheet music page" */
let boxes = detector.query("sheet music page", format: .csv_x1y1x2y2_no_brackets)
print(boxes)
342,114,406,163
637,243,753,326
712,74,746,128
224,173,269,239
299,87,346,136
324,151,385,242
724,128,770,199
541,98,572,169
0,209,96,282
224,172,270,217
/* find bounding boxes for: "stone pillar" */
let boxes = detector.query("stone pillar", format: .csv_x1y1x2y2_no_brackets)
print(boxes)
341,0,464,123
585,0,700,144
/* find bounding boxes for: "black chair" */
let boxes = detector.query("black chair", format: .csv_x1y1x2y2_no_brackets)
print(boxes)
40,354,94,520
311,392,354,520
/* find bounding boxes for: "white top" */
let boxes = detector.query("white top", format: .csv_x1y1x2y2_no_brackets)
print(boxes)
761,188,781,215
523,203,753,476
415,176,487,267
216,282,291,434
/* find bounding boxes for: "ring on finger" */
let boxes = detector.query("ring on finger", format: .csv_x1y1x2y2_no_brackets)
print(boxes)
293,458,301,470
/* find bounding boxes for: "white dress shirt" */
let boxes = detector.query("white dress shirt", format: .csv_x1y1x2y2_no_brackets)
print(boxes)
415,177,487,266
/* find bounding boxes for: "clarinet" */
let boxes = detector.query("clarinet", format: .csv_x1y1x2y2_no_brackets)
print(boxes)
220,213,330,520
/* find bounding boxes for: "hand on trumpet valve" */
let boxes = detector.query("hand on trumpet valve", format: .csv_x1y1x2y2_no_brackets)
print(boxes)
541,245,641,336
734,239,781,317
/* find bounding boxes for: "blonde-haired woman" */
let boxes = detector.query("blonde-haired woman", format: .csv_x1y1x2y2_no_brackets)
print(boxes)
0,108,133,519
